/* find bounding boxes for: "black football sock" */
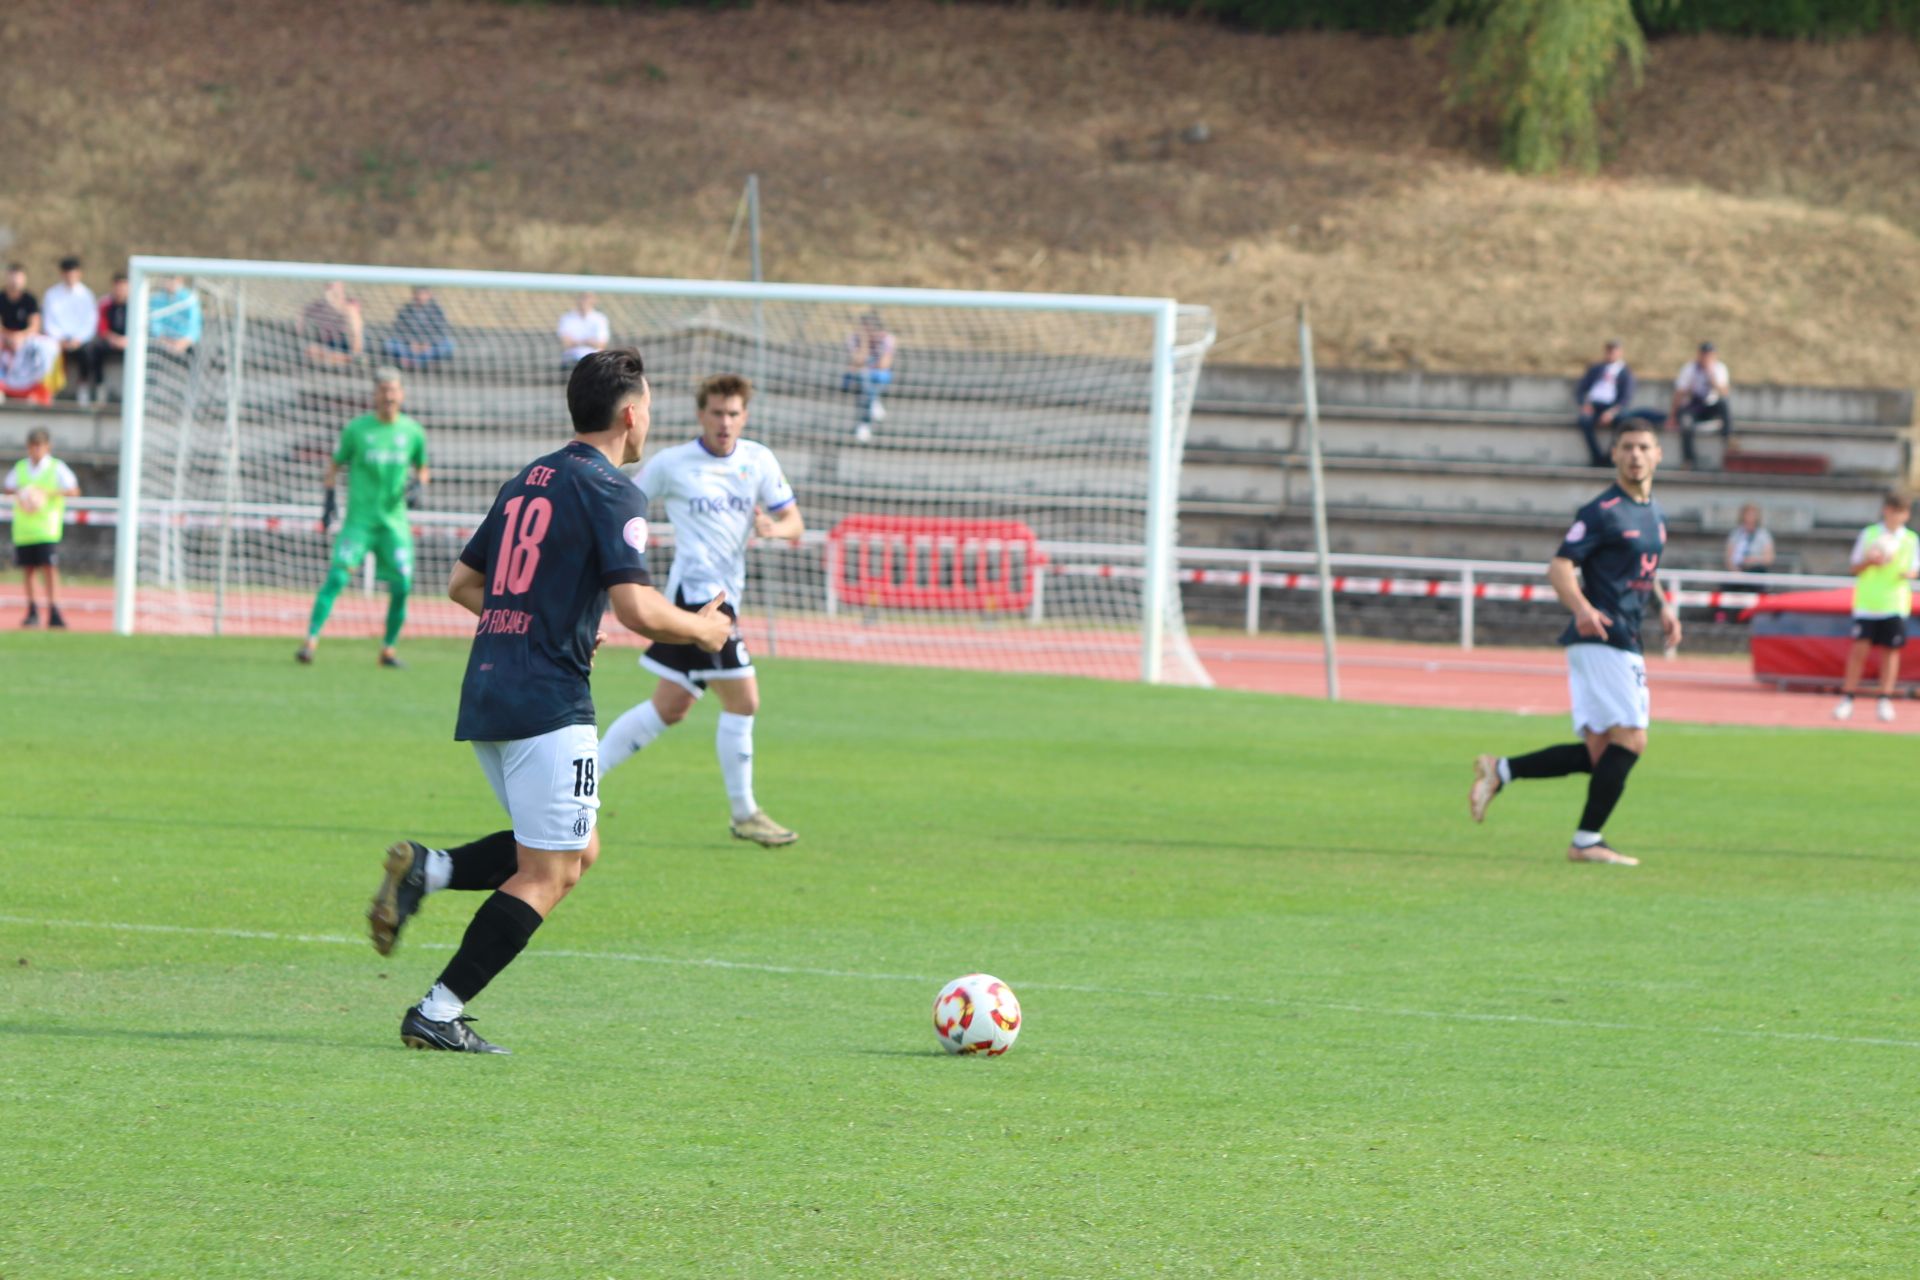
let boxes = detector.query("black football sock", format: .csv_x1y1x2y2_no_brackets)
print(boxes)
434,891,545,1004
1577,744,1640,835
1503,743,1594,780
446,830,520,891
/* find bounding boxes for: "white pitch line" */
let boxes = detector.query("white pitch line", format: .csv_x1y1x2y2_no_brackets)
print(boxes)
5,913,1918,1052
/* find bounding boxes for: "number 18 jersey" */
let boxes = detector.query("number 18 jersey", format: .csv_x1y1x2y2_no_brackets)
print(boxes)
455,440,654,743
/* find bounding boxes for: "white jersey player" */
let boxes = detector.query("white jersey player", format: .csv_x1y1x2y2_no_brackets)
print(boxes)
599,373,805,846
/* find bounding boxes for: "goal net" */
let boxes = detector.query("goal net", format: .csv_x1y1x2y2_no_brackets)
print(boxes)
115,259,1216,684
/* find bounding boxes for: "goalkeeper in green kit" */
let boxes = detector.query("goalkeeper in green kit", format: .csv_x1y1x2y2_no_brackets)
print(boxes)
297,366,430,668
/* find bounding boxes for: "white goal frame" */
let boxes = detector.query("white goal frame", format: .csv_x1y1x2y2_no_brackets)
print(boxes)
115,256,1198,683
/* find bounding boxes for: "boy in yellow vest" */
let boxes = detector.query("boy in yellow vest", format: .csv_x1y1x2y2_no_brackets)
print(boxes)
1835,491,1918,723
5,428,82,627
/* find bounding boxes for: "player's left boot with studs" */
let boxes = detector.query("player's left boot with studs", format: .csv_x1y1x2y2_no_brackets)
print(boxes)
1468,755,1503,823
731,810,799,847
368,840,430,955
399,1007,509,1054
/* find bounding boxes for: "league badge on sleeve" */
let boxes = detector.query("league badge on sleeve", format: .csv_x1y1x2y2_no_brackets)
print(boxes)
623,517,648,554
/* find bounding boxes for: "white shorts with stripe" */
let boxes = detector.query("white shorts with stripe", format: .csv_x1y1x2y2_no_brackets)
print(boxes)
470,723,600,851
1566,643,1649,735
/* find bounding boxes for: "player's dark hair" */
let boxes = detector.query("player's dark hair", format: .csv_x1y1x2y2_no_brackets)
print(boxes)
27,428,50,446
1884,490,1913,512
59,256,81,272
696,373,752,409
1610,419,1658,447
567,347,648,434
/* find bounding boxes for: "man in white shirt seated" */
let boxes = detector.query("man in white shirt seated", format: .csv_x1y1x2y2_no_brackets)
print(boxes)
1666,341,1733,468
1724,503,1775,574
42,257,99,404
556,293,610,369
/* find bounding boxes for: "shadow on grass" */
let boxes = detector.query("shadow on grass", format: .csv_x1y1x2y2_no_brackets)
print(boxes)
0,1021,388,1053
10,811,409,840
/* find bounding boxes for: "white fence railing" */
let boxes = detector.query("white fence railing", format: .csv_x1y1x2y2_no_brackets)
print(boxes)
6,496,1860,652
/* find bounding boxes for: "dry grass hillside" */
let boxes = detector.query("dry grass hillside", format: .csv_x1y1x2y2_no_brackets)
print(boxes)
2,0,1916,395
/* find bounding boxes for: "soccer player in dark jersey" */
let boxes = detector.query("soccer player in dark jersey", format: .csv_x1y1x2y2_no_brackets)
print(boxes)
365,348,732,1053
1468,420,1682,867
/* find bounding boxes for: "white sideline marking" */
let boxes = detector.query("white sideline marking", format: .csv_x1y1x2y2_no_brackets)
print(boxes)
5,913,1918,1052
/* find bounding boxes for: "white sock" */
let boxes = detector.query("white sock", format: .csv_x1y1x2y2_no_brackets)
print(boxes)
1496,758,1513,785
601,701,669,773
417,982,463,1022
716,711,758,821
1572,829,1604,848
424,847,452,894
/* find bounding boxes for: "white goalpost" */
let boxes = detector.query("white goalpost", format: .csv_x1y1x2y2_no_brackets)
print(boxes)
114,257,1216,684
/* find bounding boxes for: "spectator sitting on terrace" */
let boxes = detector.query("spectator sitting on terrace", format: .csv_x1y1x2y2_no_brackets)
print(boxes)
84,274,130,402
0,264,41,340
557,292,609,368
43,257,100,404
302,280,365,366
0,331,63,404
1668,341,1734,469
1573,339,1634,467
149,276,202,356
383,285,455,369
843,310,896,443
1724,503,1775,574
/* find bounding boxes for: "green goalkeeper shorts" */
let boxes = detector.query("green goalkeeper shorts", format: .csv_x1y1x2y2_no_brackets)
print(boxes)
329,520,414,588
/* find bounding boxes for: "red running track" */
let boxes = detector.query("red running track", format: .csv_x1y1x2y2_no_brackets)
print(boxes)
9,585,1912,735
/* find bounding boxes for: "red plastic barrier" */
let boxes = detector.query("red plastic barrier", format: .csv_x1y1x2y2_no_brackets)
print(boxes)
827,515,1046,613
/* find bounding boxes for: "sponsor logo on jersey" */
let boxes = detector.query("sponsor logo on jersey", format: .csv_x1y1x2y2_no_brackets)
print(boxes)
690,494,754,516
623,516,648,553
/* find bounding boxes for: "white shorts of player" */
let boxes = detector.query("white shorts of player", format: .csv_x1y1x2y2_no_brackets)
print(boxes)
1566,643,1650,735
470,723,600,852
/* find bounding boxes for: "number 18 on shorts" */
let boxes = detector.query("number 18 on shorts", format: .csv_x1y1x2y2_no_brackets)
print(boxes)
470,723,600,851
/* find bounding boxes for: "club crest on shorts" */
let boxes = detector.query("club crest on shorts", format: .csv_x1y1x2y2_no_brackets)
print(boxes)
572,810,592,838
622,517,648,553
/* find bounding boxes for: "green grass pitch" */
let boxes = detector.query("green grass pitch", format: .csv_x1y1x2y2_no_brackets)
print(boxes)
4,634,1917,1277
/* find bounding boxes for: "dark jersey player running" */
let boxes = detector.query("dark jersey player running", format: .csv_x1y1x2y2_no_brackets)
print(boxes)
1468,420,1682,867
365,348,732,1053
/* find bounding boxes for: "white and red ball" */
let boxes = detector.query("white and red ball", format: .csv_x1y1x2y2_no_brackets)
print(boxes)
933,973,1022,1056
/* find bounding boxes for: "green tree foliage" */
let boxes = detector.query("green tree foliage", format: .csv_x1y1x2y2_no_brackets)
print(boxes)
1635,0,1920,36
1426,0,1650,174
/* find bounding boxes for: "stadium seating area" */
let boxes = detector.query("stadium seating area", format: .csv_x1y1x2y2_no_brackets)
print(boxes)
6,327,1912,644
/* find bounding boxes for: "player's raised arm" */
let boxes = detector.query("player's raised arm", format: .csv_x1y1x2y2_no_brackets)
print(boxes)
606,581,731,651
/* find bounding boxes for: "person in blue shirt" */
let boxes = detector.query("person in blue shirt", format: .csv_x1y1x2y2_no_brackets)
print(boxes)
1468,420,1682,867
364,348,732,1054
147,276,202,356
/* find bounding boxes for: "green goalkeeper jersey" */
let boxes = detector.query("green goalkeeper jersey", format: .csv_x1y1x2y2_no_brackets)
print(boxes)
335,412,427,531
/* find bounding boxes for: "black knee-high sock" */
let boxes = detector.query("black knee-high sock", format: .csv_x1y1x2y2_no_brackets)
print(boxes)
435,891,544,1003
1578,744,1640,834
1505,743,1594,780
447,831,520,892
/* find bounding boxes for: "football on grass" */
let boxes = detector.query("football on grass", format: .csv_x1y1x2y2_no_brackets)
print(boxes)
933,974,1022,1056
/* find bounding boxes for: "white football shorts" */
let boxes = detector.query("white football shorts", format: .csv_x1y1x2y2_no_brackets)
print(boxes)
1566,643,1650,735
470,722,600,852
